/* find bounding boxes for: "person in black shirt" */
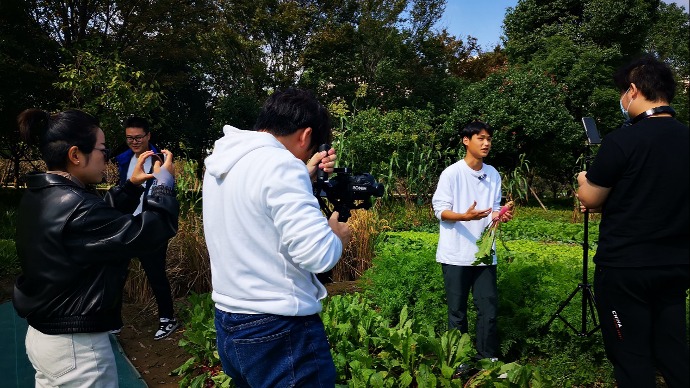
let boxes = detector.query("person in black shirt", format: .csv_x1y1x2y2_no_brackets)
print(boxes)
577,54,689,388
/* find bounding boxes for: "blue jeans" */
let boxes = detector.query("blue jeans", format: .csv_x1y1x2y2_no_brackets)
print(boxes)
214,309,336,388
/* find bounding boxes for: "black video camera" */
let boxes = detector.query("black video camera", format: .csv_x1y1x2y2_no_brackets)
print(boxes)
313,144,384,222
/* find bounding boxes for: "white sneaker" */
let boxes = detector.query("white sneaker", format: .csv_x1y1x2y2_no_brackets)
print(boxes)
154,318,179,340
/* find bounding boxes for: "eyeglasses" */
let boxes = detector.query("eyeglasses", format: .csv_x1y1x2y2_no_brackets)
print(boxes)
94,147,111,160
125,134,147,143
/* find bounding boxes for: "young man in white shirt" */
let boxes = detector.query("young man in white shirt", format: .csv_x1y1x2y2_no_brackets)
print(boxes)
432,121,512,376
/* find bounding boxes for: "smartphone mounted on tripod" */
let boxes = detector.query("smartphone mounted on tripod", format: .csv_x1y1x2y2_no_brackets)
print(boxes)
581,117,601,145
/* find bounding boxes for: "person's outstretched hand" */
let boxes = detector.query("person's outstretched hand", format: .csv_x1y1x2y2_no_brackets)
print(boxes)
465,201,492,220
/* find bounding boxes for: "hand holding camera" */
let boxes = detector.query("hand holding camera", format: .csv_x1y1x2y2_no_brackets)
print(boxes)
151,150,174,176
308,146,337,179
130,150,174,186
313,144,385,222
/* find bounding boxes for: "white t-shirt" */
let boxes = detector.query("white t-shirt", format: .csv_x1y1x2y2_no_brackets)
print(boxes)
432,159,502,266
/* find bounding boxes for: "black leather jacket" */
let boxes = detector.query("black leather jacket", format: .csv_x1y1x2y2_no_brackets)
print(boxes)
12,173,179,334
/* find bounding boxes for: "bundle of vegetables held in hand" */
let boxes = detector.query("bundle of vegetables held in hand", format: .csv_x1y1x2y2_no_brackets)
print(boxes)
472,201,514,266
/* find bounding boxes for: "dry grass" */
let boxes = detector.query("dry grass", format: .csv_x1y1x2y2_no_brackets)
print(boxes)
166,207,211,295
331,204,389,282
123,203,388,300
123,207,211,303
0,159,47,187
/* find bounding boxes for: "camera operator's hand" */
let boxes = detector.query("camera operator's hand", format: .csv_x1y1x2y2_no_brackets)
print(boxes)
130,151,158,185
328,211,352,247
152,149,175,176
308,147,336,180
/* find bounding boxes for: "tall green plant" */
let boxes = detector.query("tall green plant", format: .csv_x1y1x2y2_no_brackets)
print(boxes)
403,144,443,204
501,153,530,204
175,158,203,211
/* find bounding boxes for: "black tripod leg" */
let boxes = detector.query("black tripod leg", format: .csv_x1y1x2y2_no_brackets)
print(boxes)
542,285,581,334
583,285,601,336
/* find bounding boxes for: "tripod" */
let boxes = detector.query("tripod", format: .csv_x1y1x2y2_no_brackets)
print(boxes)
543,121,602,336
543,206,600,336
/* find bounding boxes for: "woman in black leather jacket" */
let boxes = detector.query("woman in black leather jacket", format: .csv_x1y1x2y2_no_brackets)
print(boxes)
12,109,179,387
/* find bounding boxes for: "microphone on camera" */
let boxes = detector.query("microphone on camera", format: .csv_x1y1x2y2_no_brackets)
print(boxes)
477,173,487,181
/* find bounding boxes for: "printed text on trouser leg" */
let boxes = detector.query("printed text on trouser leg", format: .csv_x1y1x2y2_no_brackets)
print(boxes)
611,310,623,340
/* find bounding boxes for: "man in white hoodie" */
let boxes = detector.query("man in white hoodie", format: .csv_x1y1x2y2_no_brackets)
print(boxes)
203,88,351,387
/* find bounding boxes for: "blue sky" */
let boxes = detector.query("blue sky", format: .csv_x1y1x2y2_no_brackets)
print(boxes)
437,0,690,51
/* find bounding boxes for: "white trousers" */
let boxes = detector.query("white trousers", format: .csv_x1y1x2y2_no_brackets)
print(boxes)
25,326,118,388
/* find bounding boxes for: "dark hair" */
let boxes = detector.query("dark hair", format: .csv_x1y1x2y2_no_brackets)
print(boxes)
613,54,676,103
18,109,99,170
253,88,332,151
123,116,150,133
460,121,493,148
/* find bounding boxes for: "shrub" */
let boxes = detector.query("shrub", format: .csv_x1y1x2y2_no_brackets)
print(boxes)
172,292,230,387
495,241,597,352
501,206,600,245
376,200,437,232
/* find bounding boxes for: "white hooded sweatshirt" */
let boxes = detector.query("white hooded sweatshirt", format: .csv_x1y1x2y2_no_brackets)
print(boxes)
203,125,343,316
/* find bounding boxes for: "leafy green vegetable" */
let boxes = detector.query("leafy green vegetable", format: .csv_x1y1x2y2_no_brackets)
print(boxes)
473,228,496,265
473,201,514,265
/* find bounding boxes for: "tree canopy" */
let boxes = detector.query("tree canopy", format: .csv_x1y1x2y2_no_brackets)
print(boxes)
1,0,687,197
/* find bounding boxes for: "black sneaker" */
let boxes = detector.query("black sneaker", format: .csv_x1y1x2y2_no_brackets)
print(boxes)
154,318,179,340
452,362,478,379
